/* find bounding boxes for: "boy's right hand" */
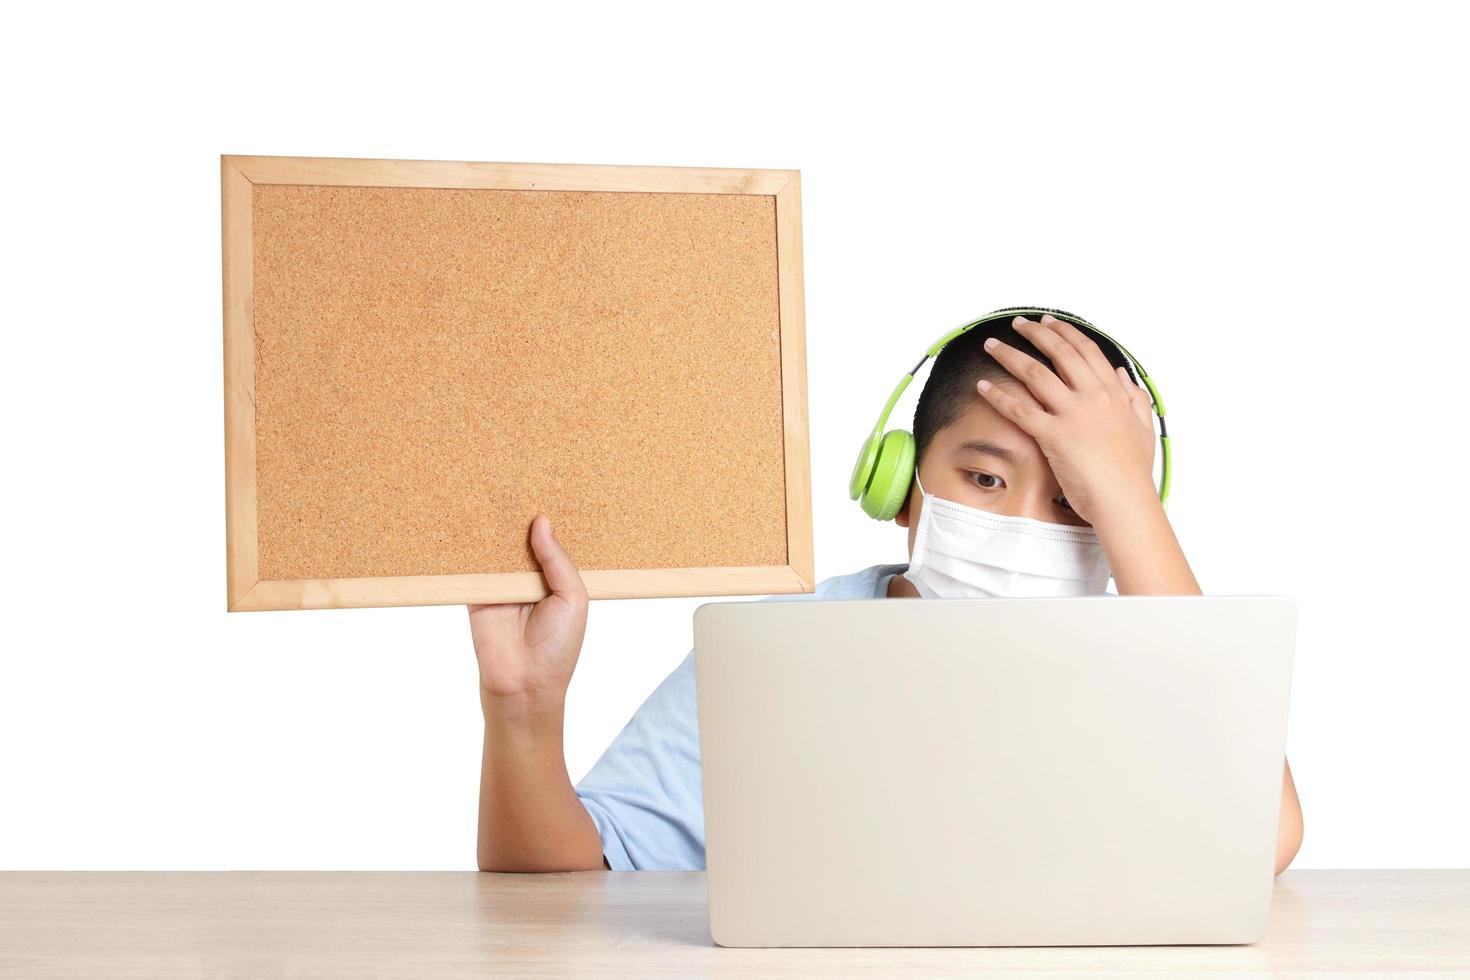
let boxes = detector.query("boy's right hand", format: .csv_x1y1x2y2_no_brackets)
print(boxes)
468,514,589,712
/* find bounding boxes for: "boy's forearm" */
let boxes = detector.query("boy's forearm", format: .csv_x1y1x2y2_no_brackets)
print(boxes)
477,692,606,872
1091,485,1201,596
1275,757,1303,875
1093,487,1304,875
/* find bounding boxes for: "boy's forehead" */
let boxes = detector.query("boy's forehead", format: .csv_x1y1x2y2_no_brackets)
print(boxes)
937,393,1043,467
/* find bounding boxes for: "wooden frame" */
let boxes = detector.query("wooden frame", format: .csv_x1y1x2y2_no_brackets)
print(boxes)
222,155,812,612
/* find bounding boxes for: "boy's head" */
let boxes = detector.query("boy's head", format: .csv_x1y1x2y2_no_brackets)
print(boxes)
894,314,1138,546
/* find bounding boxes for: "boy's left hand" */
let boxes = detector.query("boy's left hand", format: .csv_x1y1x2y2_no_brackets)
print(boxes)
976,314,1158,526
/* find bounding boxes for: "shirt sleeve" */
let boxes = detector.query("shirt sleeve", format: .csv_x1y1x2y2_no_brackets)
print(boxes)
574,649,705,870
572,578,855,870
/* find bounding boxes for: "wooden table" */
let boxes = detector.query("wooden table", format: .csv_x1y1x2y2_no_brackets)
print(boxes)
2,870,1466,977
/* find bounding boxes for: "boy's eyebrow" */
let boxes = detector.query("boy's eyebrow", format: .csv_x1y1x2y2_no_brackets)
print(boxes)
953,439,1022,465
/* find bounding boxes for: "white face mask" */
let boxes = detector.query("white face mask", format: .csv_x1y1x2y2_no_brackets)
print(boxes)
904,470,1113,599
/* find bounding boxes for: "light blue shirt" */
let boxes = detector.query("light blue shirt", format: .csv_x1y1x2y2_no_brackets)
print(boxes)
574,562,911,870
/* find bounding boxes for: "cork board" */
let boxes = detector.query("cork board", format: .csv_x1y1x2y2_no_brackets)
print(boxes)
222,155,812,612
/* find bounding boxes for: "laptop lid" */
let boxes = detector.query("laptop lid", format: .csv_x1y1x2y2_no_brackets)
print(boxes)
694,594,1297,947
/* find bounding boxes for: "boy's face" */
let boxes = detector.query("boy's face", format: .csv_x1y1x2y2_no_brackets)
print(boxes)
894,377,1094,548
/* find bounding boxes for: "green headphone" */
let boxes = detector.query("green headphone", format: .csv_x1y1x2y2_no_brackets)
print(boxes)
848,306,1171,522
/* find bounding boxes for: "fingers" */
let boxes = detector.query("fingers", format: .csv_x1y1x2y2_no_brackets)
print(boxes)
982,329,1071,412
1115,366,1155,427
528,514,588,601
1012,315,1107,393
976,377,1051,438
1032,314,1123,390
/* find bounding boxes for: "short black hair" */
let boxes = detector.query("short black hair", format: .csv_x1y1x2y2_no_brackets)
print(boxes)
911,310,1138,468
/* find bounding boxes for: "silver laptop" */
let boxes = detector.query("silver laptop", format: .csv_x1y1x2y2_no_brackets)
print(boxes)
693,594,1297,947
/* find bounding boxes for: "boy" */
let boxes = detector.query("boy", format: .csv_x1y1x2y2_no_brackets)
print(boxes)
469,311,1304,876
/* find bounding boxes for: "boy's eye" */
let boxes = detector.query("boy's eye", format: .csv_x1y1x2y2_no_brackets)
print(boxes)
966,472,1075,513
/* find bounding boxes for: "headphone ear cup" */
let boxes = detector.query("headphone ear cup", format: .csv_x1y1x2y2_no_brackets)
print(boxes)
848,432,881,501
861,430,916,521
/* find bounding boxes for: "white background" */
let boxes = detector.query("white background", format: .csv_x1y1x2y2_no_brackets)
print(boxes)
2,2,1465,869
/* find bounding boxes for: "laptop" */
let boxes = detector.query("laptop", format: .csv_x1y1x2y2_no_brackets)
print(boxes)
693,594,1297,947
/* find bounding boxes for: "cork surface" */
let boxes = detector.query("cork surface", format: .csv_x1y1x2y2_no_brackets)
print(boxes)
250,184,787,581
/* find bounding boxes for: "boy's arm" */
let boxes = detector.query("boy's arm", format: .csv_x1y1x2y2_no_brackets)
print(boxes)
1275,758,1304,875
978,316,1304,877
1089,487,1200,596
1092,490,1304,877
478,692,607,872
469,514,606,872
